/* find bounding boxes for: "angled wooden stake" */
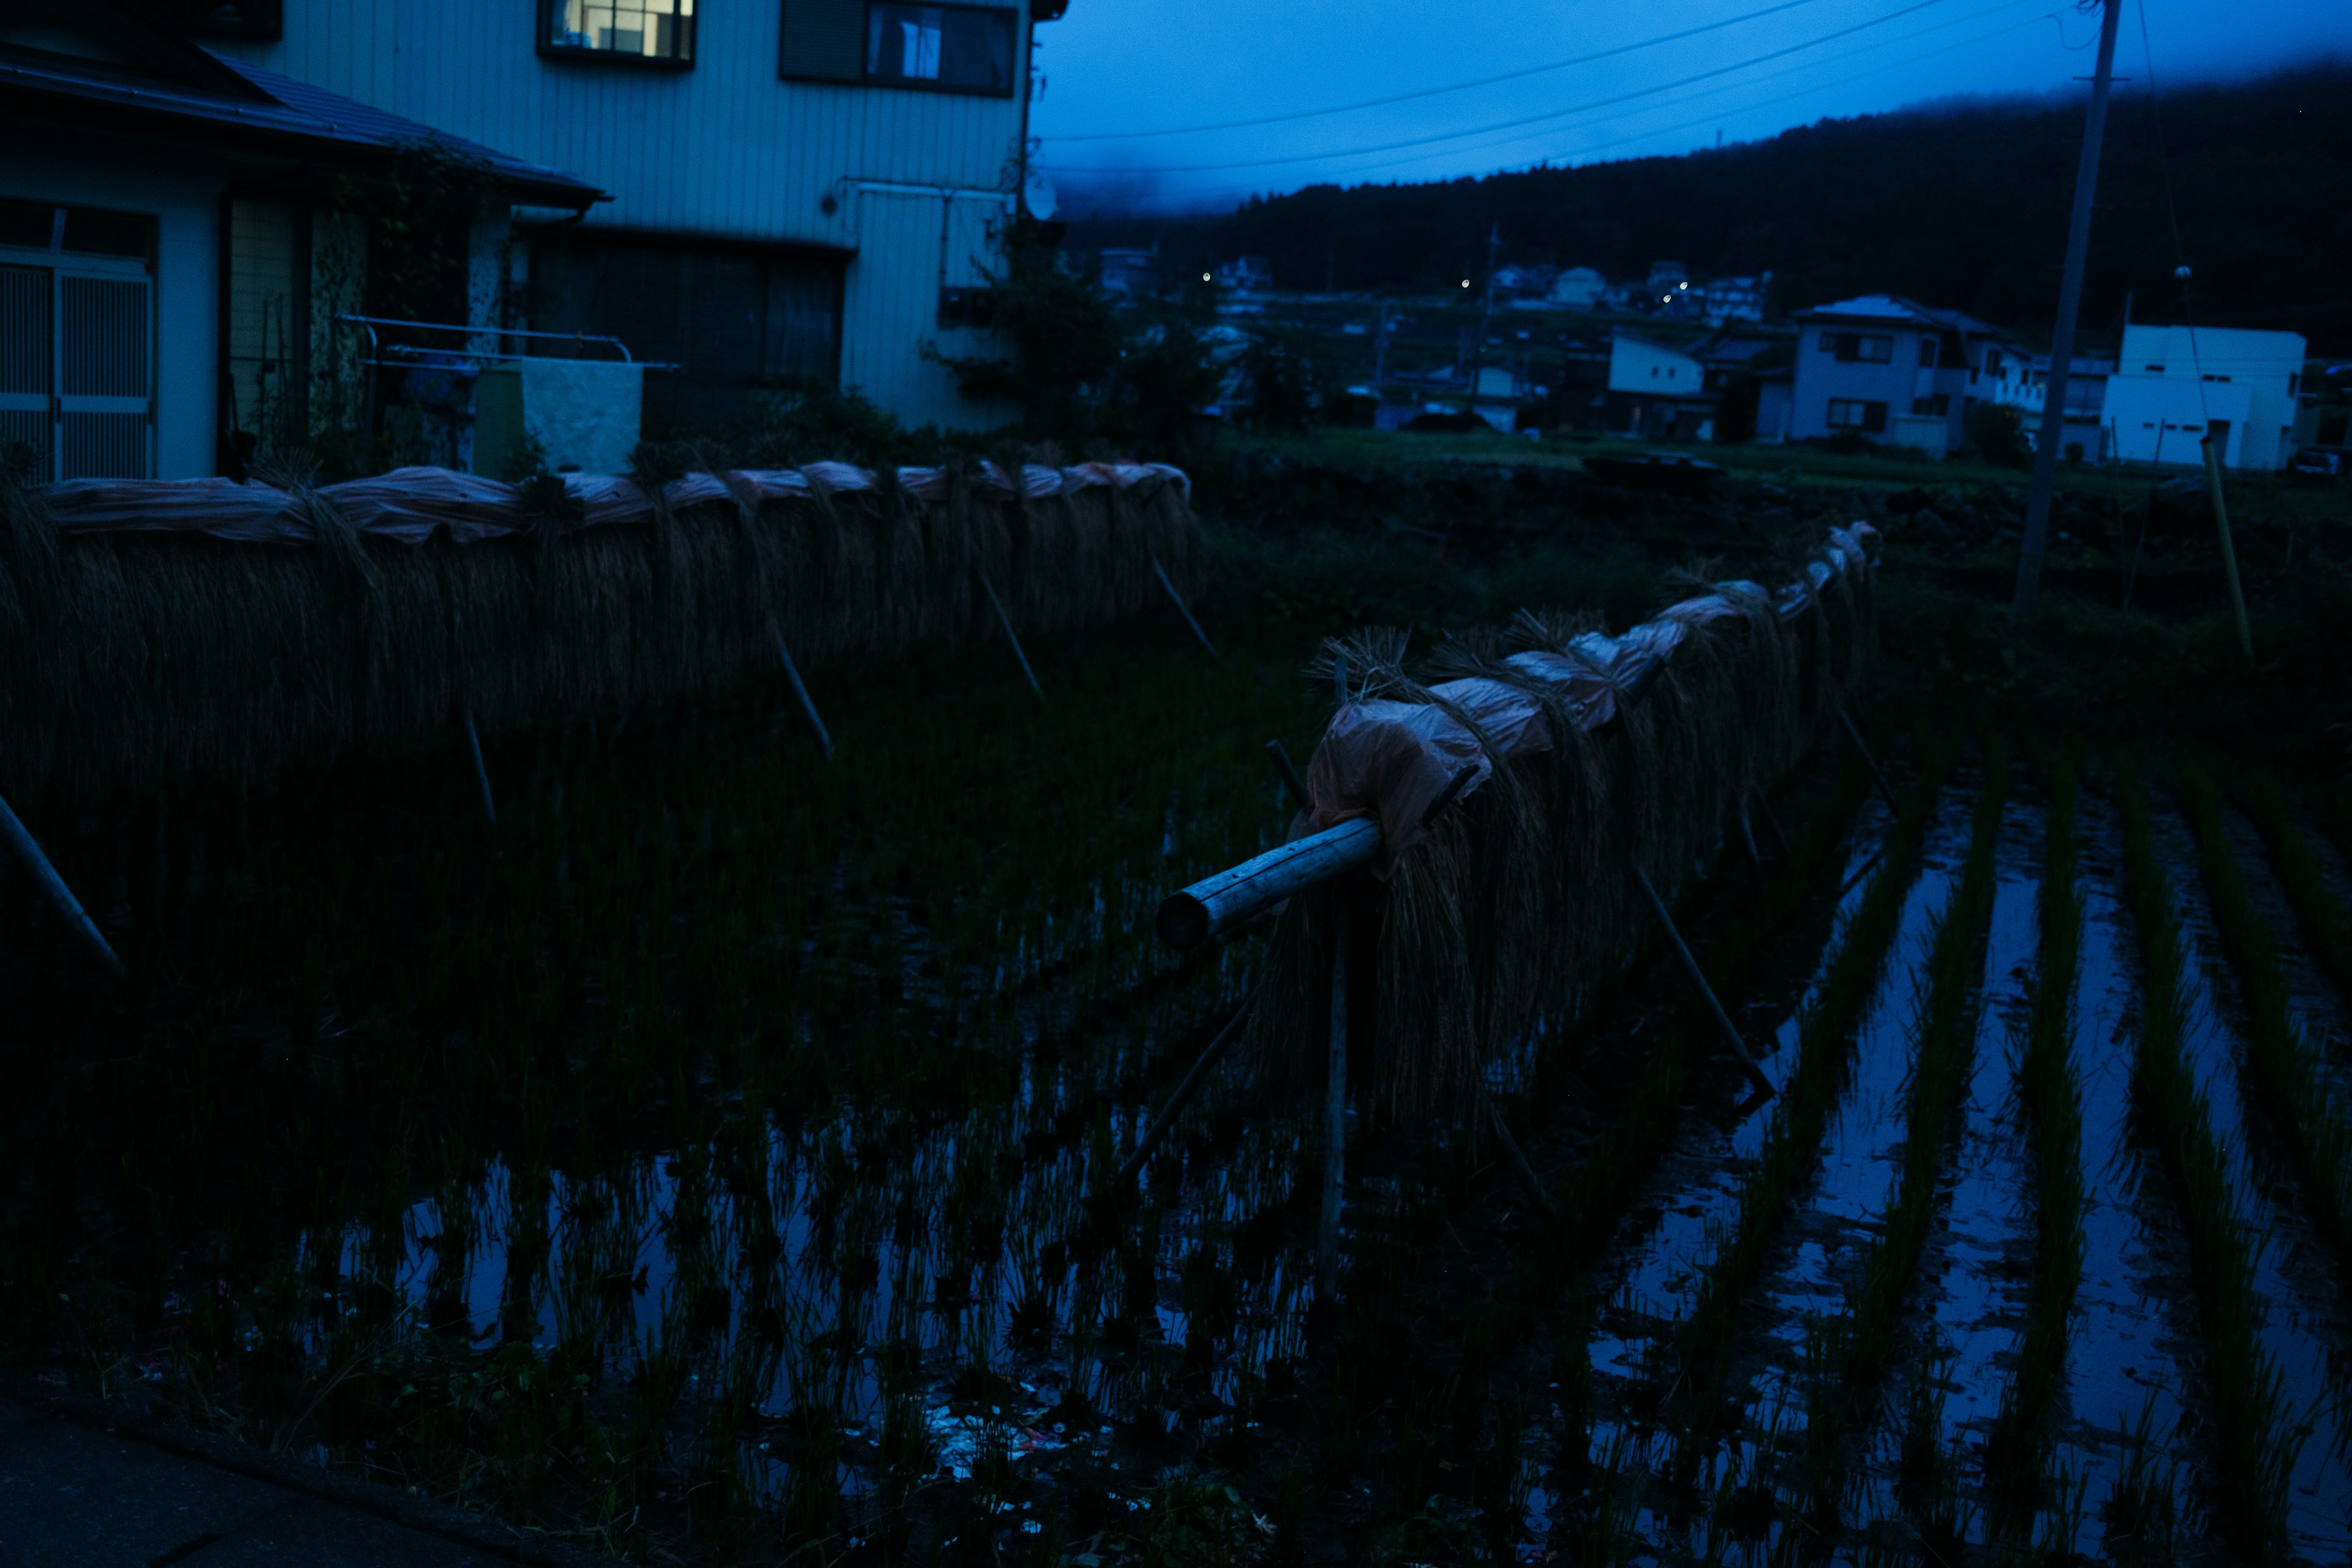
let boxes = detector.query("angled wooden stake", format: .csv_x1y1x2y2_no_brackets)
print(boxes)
1634,862,1774,1098
1115,990,1257,1187
1837,708,1901,818
1317,900,1351,1307
1485,1099,1561,1219
778,640,834,760
0,793,126,980
1755,792,1792,857
464,710,497,826
976,570,1043,701
1736,801,1765,873
1265,739,1311,812
1150,553,1219,660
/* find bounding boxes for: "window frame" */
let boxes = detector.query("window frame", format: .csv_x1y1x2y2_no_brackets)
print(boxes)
1825,398,1888,434
859,1,1019,98
537,0,699,70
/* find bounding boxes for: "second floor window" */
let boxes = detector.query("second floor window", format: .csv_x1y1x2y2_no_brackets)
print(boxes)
1819,330,1893,364
546,0,696,62
866,4,1013,92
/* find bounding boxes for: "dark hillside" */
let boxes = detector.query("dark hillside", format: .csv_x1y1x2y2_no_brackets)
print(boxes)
1065,64,2352,349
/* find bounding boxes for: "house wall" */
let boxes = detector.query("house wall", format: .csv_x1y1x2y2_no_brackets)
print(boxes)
1789,320,1985,451
221,0,1034,430
2117,323,2304,470
1607,336,1700,398
2100,374,2252,469
0,132,224,479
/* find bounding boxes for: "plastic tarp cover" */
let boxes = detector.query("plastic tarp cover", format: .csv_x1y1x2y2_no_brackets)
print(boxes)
1298,699,1493,872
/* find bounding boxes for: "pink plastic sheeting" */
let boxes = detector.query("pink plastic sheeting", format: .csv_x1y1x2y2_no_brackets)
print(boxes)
1291,522,1878,871
32,460,1193,547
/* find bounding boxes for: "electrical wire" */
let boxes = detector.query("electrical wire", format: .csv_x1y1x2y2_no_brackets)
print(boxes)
1045,0,1834,141
1038,0,1958,175
1093,3,2056,209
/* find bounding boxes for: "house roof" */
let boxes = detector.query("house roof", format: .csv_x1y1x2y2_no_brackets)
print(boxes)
1790,293,2013,341
0,1,603,209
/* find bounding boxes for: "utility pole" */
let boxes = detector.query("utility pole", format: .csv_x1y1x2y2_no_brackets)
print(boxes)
2012,0,2121,616
1467,223,1501,401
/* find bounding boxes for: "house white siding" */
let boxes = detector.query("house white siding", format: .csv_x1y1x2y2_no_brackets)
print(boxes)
0,130,224,480
219,0,1034,430
2106,323,2304,470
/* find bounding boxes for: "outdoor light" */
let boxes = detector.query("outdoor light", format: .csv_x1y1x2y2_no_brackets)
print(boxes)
1202,273,1211,282
1461,279,1470,288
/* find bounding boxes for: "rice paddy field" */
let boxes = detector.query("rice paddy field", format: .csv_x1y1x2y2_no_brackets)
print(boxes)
5,458,2352,1566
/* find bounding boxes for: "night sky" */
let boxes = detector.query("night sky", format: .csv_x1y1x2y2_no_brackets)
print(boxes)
1030,0,2352,214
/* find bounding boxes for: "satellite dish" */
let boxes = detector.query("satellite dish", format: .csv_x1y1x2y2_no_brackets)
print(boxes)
1023,168,1058,222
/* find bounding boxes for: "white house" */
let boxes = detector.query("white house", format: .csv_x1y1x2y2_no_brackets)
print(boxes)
2,1,601,481
2098,323,2306,470
1785,294,2017,458
1547,266,1605,310
1701,272,1770,325
1607,333,1708,440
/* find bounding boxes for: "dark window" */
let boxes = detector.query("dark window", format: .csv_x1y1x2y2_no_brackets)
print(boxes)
1826,398,1887,434
530,235,843,434
0,202,156,264
1909,393,1950,417
1918,336,1938,368
542,0,695,63
865,2,1014,92
938,285,994,329
1818,330,1893,364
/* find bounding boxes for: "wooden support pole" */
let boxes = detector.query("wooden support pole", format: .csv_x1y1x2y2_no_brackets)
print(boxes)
1485,1099,1561,1219
1317,900,1350,1308
2201,437,2255,664
464,710,497,826
1114,992,1257,1187
1837,708,1901,818
1150,554,1219,660
1633,862,1774,1098
0,793,126,980
778,640,834,761
1265,739,1311,812
976,570,1044,701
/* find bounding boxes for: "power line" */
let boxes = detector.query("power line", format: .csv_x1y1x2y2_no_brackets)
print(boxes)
1044,0,1833,142
1038,0,1957,175
1085,4,2055,208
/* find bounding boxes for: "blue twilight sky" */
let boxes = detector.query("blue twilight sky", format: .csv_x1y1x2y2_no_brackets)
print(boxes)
1028,0,2352,215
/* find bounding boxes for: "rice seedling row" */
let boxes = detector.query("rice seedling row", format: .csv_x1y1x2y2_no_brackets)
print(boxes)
2235,773,2352,1017
2113,771,2346,1562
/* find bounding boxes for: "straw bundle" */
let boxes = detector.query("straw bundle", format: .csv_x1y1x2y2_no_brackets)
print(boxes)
1250,525,1878,1120
0,454,1202,807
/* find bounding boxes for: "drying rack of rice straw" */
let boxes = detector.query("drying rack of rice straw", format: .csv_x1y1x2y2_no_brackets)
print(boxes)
0,454,1205,978
1132,524,1881,1306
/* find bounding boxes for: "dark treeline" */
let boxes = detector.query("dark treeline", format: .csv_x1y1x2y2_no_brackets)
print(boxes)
1063,64,2352,350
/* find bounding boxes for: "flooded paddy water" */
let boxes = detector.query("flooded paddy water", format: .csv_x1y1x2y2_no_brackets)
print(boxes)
9,593,2352,1563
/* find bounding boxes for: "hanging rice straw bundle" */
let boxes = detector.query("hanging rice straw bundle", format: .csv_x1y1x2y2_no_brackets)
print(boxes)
1246,523,1879,1122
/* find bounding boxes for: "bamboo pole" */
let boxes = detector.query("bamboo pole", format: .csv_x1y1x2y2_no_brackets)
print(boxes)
463,710,497,826
2201,437,2255,663
1633,862,1775,1097
1317,900,1350,1307
0,793,126,979
1157,818,1382,949
778,641,834,761
1114,991,1257,1187
976,570,1043,700
1150,554,1219,660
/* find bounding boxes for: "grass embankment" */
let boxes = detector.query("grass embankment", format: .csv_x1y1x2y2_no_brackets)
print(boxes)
1797,740,2009,1533
2177,766,2352,1280
1658,737,1957,1488
2114,771,2297,1561
1983,756,2088,1538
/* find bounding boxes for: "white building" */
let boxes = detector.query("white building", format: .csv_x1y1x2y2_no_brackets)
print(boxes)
1701,272,1770,325
2098,323,2307,470
1785,295,2017,459
1606,333,1709,440
1547,266,1605,311
3,0,1054,481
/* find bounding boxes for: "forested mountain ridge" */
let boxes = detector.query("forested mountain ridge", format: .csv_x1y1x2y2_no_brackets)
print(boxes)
1063,64,2352,350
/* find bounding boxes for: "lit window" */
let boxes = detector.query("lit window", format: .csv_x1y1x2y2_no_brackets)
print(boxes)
867,3,1014,92
545,0,695,61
